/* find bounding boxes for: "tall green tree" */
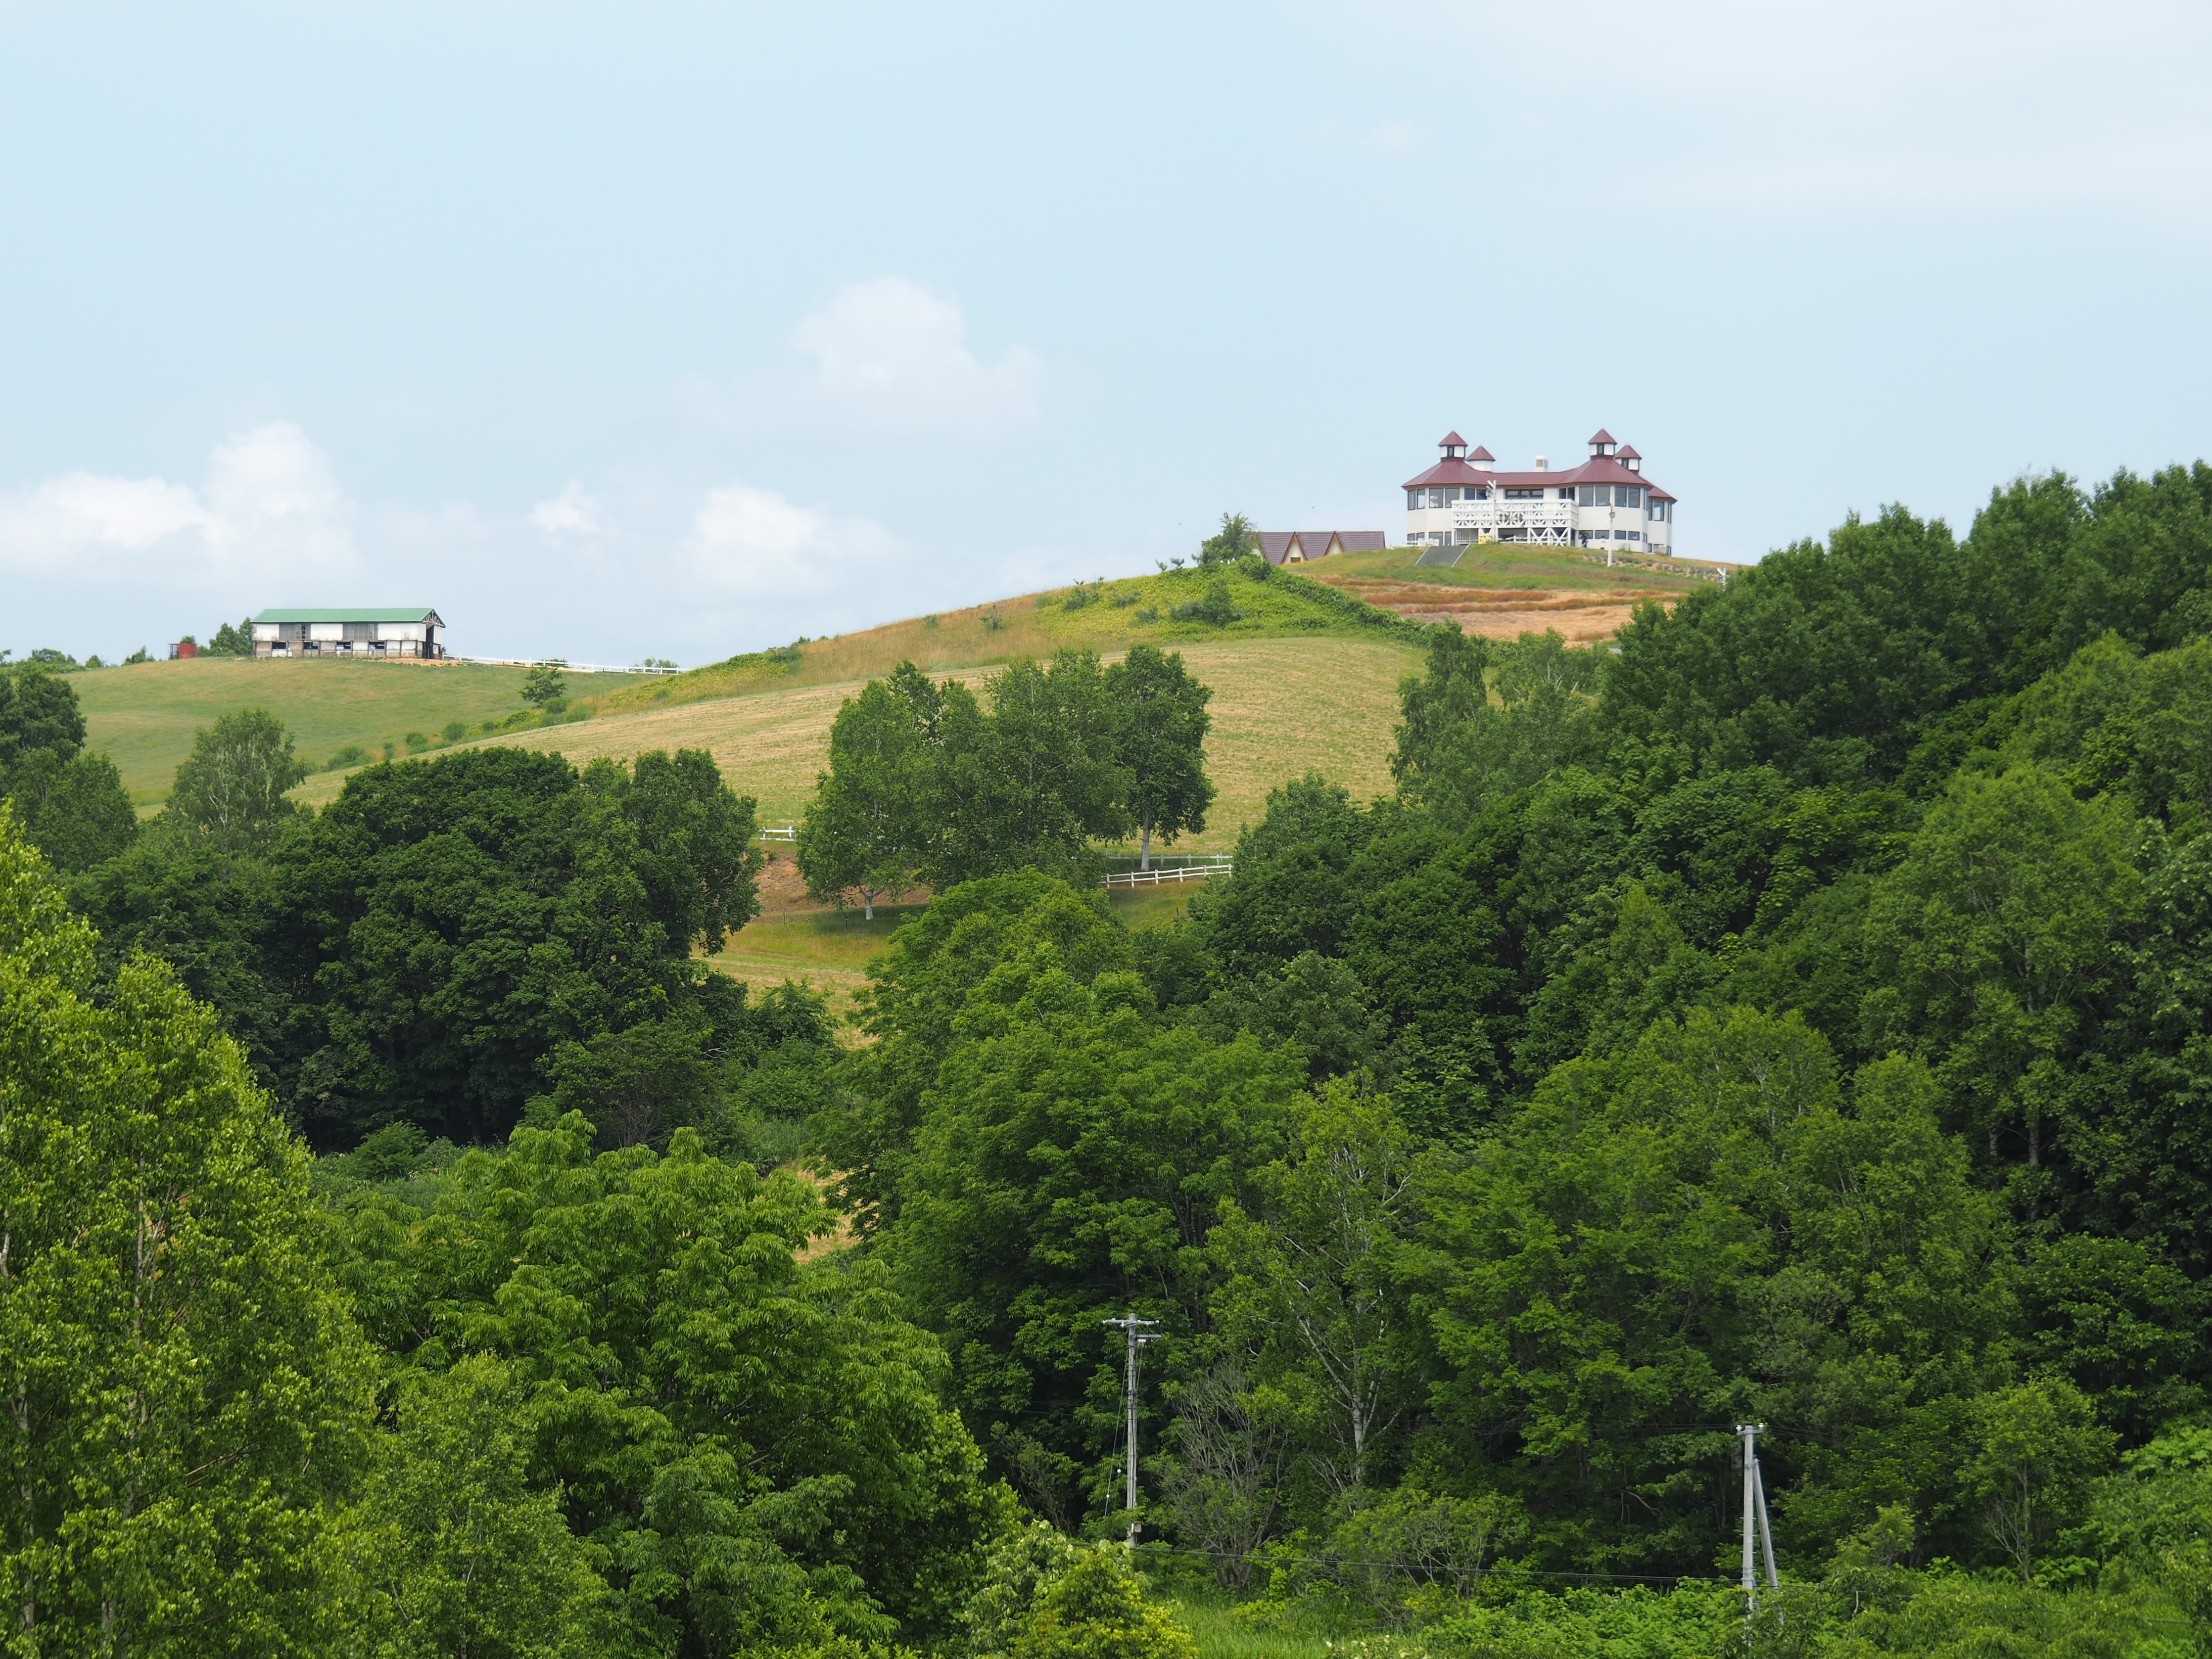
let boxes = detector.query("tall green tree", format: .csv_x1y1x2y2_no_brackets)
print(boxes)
0,809,374,1653
1862,762,2144,1174
266,747,758,1147
797,665,942,917
0,668,136,872
889,960,1301,1523
164,707,312,857
582,747,762,951
1197,513,1258,568
1105,644,1213,870
934,651,1129,885
1208,1080,1421,1497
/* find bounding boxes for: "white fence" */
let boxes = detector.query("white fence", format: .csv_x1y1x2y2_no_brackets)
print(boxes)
450,656,683,674
759,825,797,843
1104,859,1232,890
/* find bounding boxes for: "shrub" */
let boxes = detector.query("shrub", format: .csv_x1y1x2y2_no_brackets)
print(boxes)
440,721,468,744
325,744,372,772
402,731,430,752
1169,580,1244,627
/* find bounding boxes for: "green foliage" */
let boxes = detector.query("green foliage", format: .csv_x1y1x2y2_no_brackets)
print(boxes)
797,664,941,917
163,705,313,856
1168,580,1244,626
969,1527,1196,1659
1209,1081,1421,1497
207,616,255,656
326,1114,1011,1652
1862,763,2143,1167
1106,645,1214,867
264,745,760,1147
0,667,137,872
0,811,376,1653
805,649,1187,894
1198,513,1259,569
519,663,568,708
815,871,1133,1227
343,1356,614,1657
327,742,373,770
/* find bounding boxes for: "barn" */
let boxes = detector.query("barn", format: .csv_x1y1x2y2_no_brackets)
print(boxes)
251,608,446,659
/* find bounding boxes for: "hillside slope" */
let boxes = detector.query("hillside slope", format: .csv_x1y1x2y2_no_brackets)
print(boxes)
75,657,657,807
291,635,1420,850
591,559,1423,717
1304,541,1724,642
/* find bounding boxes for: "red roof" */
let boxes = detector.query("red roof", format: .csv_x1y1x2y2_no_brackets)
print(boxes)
1616,444,1640,459
1404,452,1673,501
1588,428,1616,446
1469,445,1495,462
1439,430,1466,447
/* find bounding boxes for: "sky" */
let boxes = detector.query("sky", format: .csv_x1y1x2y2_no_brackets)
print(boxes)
4,0,2210,666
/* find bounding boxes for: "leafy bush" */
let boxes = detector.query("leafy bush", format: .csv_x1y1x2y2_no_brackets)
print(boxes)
440,720,468,743
1169,579,1244,626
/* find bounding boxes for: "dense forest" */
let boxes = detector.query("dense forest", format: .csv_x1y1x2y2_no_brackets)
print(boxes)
9,463,2212,1655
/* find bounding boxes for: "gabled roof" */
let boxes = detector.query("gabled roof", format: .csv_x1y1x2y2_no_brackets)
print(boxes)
252,608,445,625
1257,530,1387,566
1404,455,1674,502
1402,458,1497,488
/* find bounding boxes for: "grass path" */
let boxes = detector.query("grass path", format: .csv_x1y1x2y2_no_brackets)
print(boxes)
298,636,1420,850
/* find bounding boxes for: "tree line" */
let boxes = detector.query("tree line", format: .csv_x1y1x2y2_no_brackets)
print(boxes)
795,644,1213,915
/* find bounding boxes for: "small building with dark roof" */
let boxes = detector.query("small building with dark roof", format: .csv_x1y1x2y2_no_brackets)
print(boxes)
1402,430,1678,554
1257,529,1387,566
250,608,447,658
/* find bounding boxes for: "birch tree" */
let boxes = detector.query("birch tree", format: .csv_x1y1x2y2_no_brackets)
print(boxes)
1208,1078,1419,1496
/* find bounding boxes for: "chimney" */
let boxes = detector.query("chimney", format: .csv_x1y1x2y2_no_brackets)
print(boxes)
1534,455,1548,471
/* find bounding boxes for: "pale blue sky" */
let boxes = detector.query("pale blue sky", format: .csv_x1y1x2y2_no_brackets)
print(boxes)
5,1,2209,665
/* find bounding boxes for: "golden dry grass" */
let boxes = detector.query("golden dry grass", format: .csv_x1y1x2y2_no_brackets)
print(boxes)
297,635,1420,850
591,564,1411,719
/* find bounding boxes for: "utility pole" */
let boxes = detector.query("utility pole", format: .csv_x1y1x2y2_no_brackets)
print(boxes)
1102,1314,1160,1544
1736,1422,1779,1614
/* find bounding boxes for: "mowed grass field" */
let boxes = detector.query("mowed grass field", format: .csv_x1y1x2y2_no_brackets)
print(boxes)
76,657,657,808
297,636,1420,852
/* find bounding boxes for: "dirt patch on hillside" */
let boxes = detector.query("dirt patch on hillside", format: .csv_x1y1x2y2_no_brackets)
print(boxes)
1313,578,1672,643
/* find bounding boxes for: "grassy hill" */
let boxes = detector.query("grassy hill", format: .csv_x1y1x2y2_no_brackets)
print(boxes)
292,635,1420,852
590,560,1423,717
76,657,657,808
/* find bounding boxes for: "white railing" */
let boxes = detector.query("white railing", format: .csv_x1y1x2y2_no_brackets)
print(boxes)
1104,859,1232,889
451,656,683,674
758,825,797,843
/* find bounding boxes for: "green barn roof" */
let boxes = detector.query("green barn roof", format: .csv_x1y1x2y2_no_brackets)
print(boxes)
251,608,443,625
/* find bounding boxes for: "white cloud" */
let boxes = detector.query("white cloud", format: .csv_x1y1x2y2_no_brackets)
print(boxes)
688,482,902,599
696,277,1043,443
0,421,355,582
529,481,600,536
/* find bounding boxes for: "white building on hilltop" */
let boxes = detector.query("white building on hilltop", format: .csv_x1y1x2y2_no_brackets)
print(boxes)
1402,430,1677,554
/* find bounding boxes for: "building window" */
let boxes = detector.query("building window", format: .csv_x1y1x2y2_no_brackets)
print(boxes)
1407,491,1420,510
1628,531,1641,541
1503,487,1544,500
1618,486,1644,509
